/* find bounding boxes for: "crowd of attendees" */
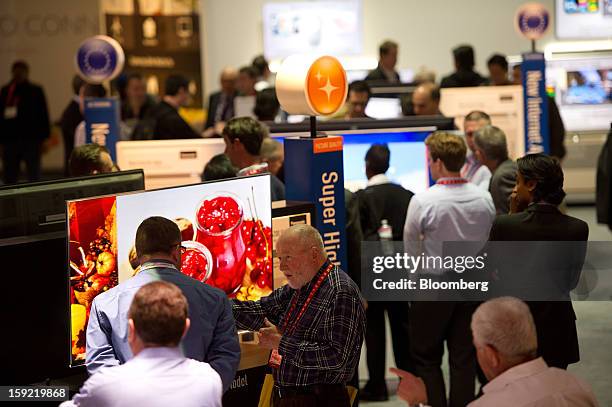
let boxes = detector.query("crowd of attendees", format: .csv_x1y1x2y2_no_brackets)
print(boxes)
0,39,602,407
0,42,566,185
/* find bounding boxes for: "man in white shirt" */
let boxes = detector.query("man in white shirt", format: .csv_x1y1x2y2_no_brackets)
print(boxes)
403,131,495,407
391,297,599,407
461,111,492,189
63,281,222,407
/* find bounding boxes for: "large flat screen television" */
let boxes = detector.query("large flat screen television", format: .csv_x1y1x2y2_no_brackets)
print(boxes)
270,123,437,194
2,170,144,385
339,130,432,193
67,174,272,367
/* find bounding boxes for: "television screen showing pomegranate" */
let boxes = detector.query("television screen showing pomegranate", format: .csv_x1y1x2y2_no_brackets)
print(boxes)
67,174,272,366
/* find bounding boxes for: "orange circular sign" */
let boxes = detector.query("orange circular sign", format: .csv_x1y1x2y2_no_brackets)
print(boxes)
306,56,347,115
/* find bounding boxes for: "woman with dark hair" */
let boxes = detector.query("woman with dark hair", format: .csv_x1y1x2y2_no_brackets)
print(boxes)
488,153,588,371
511,153,566,212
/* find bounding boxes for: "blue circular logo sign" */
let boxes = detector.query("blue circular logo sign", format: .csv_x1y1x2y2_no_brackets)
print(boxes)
75,35,125,83
515,3,550,40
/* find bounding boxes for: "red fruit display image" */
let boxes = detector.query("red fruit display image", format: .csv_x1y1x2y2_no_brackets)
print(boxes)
195,194,247,295
68,197,118,364
236,218,273,301
180,241,212,283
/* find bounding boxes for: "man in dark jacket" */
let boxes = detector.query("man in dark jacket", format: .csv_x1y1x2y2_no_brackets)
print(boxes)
139,75,200,140
356,144,414,401
203,67,238,137
440,45,487,88
0,60,50,183
596,123,612,229
60,75,85,175
365,41,400,83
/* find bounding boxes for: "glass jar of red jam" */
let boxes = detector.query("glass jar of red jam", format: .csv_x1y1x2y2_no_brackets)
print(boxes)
180,240,213,283
195,193,246,295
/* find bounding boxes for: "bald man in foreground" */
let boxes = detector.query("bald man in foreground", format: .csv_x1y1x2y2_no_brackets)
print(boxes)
204,67,238,137
232,225,366,407
391,297,598,407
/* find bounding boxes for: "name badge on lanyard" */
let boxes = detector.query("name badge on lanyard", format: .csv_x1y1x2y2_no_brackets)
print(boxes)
4,106,17,119
268,349,282,369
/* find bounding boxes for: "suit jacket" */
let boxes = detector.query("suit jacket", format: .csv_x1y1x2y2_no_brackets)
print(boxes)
364,65,400,83
489,159,517,215
205,91,235,131
357,182,414,241
0,80,50,142
149,101,200,140
488,204,589,367
548,96,566,160
59,99,83,172
440,70,486,88
596,124,612,227
345,189,364,287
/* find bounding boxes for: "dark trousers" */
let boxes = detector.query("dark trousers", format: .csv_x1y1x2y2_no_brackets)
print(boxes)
2,138,42,184
271,384,350,407
365,301,413,387
409,301,477,407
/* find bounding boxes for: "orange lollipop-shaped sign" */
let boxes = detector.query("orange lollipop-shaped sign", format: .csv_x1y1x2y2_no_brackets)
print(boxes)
276,55,348,116
306,56,347,116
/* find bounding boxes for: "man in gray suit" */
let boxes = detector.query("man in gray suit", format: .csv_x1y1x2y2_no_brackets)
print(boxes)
473,125,517,214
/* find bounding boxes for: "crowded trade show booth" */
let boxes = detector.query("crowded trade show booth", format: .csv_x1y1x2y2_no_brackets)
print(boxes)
3,0,612,404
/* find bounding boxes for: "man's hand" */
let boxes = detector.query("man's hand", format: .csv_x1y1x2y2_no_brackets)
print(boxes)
390,367,427,405
257,319,281,350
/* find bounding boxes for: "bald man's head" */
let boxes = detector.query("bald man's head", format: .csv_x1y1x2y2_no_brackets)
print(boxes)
412,82,441,116
276,225,328,289
220,67,238,94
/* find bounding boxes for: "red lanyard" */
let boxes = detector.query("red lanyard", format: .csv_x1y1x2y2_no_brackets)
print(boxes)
6,83,18,106
437,177,468,185
281,262,333,336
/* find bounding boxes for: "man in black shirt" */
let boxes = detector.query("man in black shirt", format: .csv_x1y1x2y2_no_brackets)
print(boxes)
356,144,414,401
145,75,200,140
440,45,487,88
60,75,85,176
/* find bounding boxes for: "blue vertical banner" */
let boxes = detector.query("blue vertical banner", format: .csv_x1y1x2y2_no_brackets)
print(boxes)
521,52,550,154
284,136,347,271
84,97,120,161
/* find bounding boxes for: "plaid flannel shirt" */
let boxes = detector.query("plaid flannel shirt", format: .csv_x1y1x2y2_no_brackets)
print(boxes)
232,261,366,387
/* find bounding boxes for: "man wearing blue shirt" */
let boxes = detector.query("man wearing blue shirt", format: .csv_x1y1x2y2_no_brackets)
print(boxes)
86,216,240,391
